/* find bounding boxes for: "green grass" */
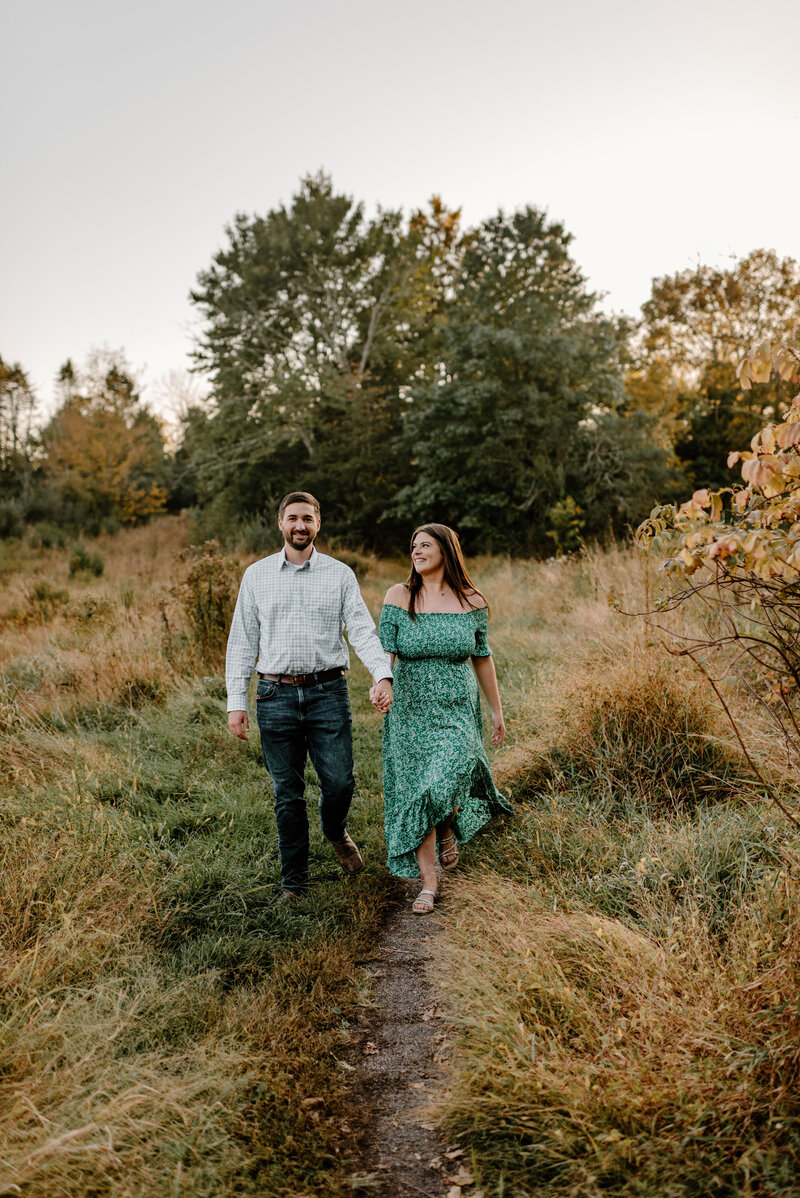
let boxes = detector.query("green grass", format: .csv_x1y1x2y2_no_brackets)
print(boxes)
4,531,799,1196
0,653,399,1197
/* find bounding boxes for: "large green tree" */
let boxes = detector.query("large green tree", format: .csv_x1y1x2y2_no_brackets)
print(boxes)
392,208,669,552
187,174,460,544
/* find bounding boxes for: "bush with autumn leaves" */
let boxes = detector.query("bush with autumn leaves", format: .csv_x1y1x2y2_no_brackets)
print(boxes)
636,341,800,820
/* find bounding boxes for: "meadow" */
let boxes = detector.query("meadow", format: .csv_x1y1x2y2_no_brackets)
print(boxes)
0,517,798,1197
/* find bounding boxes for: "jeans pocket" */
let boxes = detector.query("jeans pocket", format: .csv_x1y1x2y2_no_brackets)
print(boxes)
322,674,348,693
256,683,277,701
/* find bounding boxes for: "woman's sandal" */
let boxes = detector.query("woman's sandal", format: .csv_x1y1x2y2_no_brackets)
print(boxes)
438,833,460,871
412,889,436,914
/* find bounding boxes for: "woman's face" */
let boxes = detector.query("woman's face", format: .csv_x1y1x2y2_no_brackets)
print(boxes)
411,531,444,575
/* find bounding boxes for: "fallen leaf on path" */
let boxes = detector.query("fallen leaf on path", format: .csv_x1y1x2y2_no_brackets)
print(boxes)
301,1097,323,1107
446,1168,475,1185
443,1148,464,1159
446,1187,462,1198
362,1041,380,1055
336,1059,356,1071
421,1005,439,1021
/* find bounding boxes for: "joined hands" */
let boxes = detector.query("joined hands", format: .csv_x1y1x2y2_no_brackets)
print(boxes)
369,678,393,714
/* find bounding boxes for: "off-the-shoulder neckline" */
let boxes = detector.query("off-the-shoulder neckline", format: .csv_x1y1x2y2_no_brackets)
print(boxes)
382,602,488,616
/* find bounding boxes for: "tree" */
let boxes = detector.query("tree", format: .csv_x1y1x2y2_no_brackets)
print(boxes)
392,207,667,552
637,250,800,494
186,173,462,545
641,250,800,380
672,360,767,491
40,350,168,529
0,355,38,500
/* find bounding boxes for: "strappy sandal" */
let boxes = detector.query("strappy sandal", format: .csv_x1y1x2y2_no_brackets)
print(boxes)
438,833,459,871
412,889,436,914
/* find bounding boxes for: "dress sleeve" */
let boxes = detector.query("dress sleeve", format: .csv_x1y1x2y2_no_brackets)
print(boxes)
378,605,399,654
472,607,492,657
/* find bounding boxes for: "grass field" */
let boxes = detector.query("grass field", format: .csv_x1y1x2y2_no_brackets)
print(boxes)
1,518,798,1196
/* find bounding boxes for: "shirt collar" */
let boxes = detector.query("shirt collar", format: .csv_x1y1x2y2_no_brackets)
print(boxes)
280,545,318,571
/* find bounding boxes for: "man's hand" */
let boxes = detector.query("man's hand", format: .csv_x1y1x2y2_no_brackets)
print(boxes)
369,678,393,714
228,710,249,740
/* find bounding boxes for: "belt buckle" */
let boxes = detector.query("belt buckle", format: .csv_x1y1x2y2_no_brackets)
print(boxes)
291,673,304,686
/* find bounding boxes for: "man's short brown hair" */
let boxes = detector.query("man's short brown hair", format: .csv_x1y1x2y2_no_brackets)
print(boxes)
278,491,321,520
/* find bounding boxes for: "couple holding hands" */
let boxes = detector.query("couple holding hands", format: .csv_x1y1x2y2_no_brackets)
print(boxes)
226,492,511,914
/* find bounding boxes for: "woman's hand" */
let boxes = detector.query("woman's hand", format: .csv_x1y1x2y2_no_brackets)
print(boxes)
491,711,506,745
370,678,393,713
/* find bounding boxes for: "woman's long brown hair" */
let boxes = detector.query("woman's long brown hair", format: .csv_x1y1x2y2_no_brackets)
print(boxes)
404,524,487,620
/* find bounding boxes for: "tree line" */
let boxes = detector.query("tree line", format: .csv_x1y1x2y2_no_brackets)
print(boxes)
3,172,799,555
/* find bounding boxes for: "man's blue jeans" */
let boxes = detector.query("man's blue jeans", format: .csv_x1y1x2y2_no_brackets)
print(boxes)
255,674,355,892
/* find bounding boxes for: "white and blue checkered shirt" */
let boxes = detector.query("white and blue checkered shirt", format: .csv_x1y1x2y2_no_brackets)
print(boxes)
225,546,392,711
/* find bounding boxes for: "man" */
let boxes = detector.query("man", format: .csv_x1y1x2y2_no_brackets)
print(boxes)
226,491,393,898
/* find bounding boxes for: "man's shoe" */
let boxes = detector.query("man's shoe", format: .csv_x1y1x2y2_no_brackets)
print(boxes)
279,889,302,902
330,831,364,875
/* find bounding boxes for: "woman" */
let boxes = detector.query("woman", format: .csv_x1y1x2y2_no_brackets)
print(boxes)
376,524,512,914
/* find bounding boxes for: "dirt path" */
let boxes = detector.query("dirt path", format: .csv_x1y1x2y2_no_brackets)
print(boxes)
344,889,477,1198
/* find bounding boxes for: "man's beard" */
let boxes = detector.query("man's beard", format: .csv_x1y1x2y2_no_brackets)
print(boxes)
285,529,316,548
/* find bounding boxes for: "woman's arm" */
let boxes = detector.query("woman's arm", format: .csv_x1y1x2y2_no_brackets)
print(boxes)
471,655,506,745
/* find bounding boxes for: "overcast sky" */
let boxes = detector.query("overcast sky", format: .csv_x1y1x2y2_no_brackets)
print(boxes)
2,0,798,417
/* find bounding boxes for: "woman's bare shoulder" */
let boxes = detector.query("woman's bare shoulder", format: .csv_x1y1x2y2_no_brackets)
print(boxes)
464,587,488,610
384,583,410,610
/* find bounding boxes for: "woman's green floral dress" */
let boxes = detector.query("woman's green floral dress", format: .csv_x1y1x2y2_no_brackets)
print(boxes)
378,603,512,878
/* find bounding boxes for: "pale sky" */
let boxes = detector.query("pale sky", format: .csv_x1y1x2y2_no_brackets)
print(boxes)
2,0,798,419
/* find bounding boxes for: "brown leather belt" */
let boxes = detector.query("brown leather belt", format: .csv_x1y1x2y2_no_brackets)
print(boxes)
258,667,345,687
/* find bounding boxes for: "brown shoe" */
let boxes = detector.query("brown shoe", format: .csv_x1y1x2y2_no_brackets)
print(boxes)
330,831,364,875
279,889,302,902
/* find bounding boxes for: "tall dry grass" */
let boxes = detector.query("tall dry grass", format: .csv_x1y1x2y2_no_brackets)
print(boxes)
5,523,798,1195
0,517,395,1197
433,546,800,1197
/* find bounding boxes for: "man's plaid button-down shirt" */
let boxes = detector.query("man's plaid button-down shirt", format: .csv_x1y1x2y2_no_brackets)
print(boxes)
225,547,392,711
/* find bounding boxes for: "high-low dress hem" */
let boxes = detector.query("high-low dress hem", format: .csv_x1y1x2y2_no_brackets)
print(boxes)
379,603,512,880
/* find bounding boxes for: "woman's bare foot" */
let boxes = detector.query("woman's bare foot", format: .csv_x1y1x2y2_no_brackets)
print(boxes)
438,832,459,870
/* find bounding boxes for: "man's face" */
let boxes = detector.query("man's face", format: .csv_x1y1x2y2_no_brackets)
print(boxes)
278,503,320,550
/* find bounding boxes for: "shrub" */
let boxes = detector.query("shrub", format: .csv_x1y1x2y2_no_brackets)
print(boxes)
117,675,165,708
25,580,70,619
319,539,373,578
507,653,752,816
69,541,105,577
29,521,68,549
237,513,275,555
0,499,24,539
171,541,239,666
636,340,800,827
